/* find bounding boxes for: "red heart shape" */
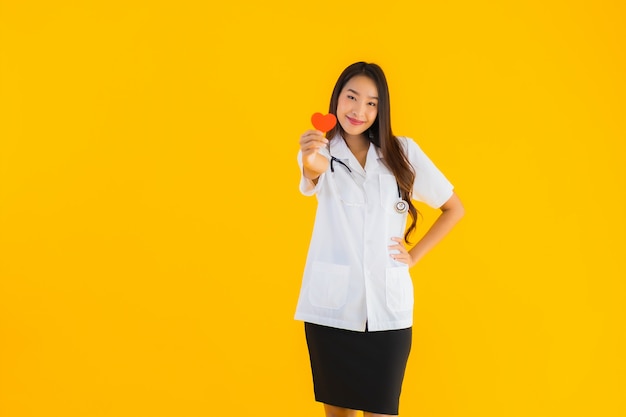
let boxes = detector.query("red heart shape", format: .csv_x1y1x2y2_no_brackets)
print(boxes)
311,112,337,133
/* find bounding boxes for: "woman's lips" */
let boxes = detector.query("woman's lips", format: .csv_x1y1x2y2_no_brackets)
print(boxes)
346,116,365,126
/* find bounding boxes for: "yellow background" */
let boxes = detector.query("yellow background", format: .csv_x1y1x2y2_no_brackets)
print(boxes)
1,1,624,416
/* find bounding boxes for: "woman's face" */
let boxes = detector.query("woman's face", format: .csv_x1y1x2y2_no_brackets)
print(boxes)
336,75,379,139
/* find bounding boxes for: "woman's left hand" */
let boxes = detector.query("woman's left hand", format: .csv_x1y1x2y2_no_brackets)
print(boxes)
389,237,415,267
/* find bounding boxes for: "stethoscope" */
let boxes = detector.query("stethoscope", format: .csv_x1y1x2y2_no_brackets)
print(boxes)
330,156,409,214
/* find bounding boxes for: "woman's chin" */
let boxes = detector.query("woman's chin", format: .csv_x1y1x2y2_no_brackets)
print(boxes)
338,124,369,138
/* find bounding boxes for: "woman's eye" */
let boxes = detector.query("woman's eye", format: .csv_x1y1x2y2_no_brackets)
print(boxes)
368,102,377,107
347,95,356,100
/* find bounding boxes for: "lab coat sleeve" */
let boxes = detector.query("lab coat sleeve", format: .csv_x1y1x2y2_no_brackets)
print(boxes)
402,137,454,208
297,147,330,196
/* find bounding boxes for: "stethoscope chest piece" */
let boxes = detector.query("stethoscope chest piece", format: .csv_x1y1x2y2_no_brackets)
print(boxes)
394,199,409,214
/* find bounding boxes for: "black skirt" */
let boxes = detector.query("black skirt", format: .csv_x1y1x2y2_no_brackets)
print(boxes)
304,322,412,415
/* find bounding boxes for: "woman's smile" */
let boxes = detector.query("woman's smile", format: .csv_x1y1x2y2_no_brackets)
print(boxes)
346,116,365,126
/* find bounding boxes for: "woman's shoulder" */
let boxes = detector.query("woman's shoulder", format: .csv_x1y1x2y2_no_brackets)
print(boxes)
395,135,422,152
395,135,418,143
395,135,435,166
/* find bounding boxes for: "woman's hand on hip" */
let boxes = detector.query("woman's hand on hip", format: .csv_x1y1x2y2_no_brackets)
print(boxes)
389,237,416,267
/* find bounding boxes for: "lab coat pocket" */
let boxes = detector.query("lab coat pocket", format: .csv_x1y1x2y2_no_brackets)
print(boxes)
308,262,351,309
332,170,366,207
386,266,414,311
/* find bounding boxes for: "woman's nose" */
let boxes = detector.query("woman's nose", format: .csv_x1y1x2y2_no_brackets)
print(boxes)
352,102,366,117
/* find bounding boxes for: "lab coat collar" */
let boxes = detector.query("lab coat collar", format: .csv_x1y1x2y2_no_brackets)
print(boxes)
329,134,384,176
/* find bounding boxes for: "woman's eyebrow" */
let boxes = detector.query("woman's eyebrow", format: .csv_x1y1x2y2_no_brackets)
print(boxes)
347,88,378,100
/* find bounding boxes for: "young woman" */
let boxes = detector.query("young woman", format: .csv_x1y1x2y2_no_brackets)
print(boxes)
296,62,464,417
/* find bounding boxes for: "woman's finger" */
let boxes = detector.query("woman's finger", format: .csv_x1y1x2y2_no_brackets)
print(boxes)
300,135,327,146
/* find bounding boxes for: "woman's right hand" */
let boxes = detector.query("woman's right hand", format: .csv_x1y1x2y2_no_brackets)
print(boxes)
299,130,329,181
299,129,328,168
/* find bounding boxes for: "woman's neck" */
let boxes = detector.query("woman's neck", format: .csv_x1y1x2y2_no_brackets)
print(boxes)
342,133,370,169
342,133,370,153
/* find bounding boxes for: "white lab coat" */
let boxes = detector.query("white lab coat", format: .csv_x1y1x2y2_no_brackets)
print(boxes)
295,135,454,331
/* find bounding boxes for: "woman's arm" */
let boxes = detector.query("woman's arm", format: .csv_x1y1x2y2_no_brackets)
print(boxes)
391,192,465,267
